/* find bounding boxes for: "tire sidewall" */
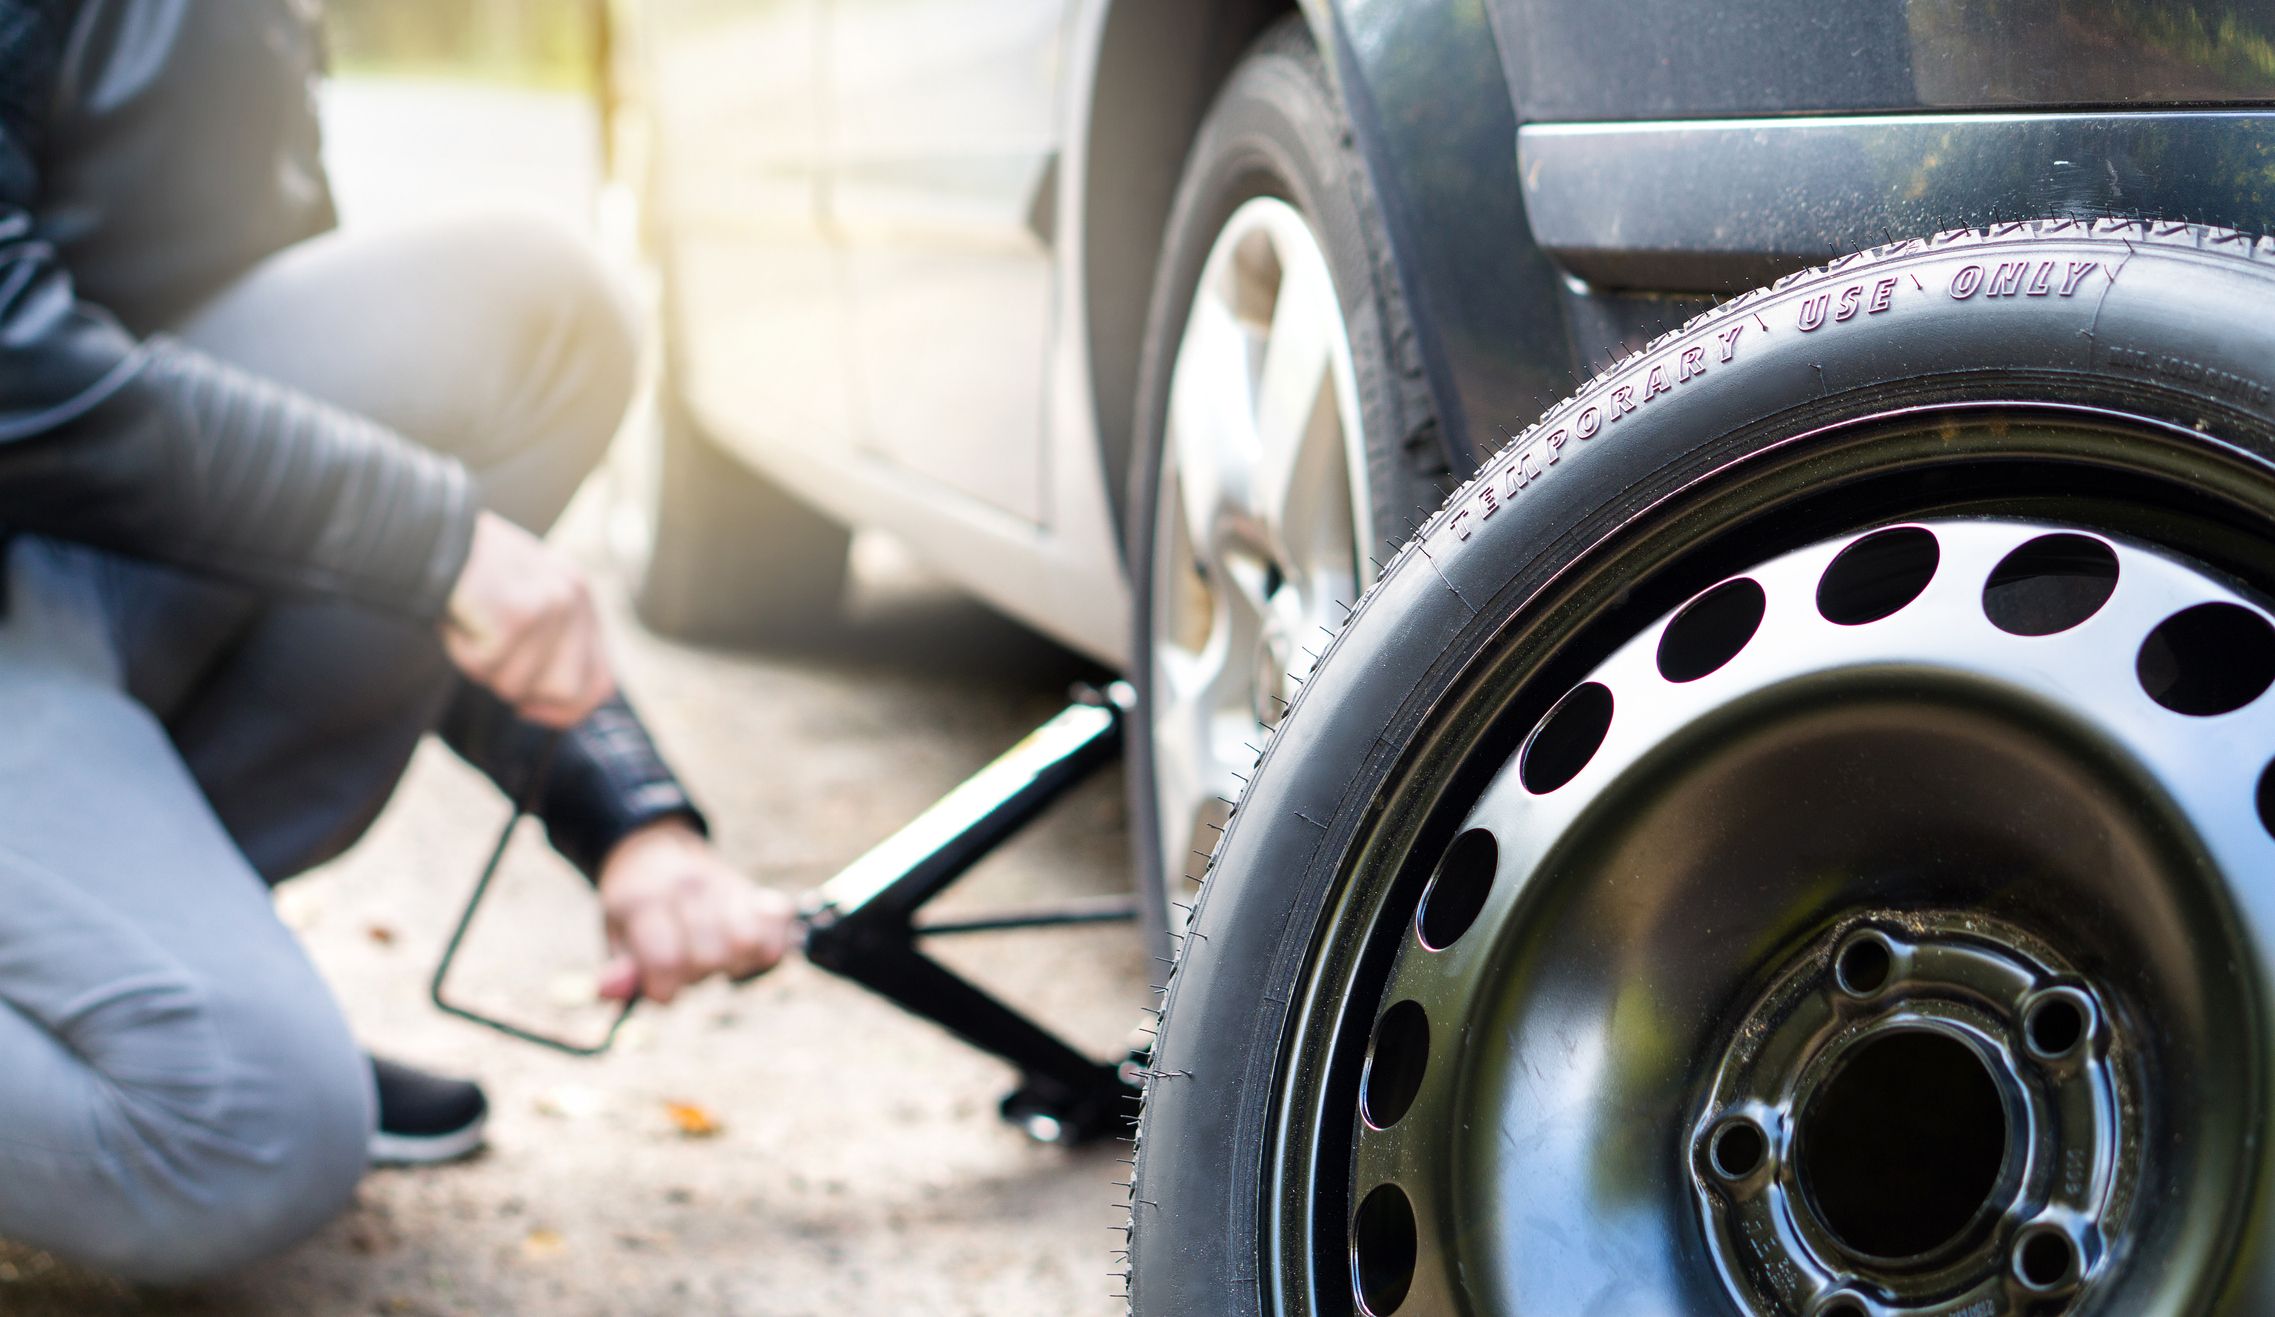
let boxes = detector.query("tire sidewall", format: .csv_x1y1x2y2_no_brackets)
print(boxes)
1131,221,2275,1315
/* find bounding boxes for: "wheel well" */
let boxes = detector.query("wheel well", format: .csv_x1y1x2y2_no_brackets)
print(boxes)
1078,0,1301,552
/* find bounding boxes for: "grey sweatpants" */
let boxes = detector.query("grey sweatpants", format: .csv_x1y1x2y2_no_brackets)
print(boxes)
0,212,634,1282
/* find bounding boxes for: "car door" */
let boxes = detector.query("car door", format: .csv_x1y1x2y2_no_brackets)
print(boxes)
640,0,859,460
826,0,1070,524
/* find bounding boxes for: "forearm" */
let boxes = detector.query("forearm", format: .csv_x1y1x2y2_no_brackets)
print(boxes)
0,337,478,615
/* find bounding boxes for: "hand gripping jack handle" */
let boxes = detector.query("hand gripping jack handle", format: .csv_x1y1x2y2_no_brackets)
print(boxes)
435,682,1147,1146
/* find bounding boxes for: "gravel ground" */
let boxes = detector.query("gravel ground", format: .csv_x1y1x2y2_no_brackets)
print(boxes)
0,79,1150,1317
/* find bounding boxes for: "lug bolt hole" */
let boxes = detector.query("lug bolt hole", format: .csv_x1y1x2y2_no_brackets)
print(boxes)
1709,1116,1768,1181
1816,1295,1870,1317
2014,1226,2080,1291
2024,989,2093,1060
1834,933,1894,997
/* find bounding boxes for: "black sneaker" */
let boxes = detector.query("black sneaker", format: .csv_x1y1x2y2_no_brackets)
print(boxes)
368,1056,488,1166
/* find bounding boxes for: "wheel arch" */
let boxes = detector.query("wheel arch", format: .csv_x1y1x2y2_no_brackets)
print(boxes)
1071,0,1301,555
1073,0,1567,559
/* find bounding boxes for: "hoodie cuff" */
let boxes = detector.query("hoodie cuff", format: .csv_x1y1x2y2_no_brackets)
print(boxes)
538,694,711,881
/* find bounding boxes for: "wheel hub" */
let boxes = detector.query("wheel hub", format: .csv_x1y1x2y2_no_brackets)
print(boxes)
1698,912,2123,1315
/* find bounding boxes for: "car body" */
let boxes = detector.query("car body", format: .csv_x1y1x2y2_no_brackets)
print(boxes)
618,0,2275,669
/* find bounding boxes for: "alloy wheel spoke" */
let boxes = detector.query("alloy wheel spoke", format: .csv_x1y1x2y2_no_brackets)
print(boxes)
1153,636,1256,873
1250,244,1341,540
1167,291,1261,553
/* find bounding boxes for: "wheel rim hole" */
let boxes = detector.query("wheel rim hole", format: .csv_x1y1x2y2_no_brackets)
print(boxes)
2259,761,2275,841
1817,526,1940,626
1983,533,2119,636
1799,1030,2010,1260
1417,829,1497,951
2016,1228,2078,1290
1710,1117,1767,1181
1657,577,1767,682
1834,935,1893,997
1361,1002,1430,1130
1818,1296,1870,1317
1351,1183,1418,1315
2138,601,2275,716
1520,681,1614,794
2026,994,2088,1059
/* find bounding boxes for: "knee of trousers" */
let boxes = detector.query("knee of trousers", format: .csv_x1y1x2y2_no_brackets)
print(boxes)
66,974,374,1285
464,211,640,495
531,218,639,473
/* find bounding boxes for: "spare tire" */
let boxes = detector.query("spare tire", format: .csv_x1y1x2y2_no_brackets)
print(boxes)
1130,220,2275,1316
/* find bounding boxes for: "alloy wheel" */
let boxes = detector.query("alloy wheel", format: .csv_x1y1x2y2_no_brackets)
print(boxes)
1149,196,1375,924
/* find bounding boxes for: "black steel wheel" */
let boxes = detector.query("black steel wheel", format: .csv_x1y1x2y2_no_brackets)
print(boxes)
1129,221,2275,1316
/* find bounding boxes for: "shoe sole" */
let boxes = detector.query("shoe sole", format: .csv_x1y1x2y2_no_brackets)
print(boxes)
369,1120,487,1167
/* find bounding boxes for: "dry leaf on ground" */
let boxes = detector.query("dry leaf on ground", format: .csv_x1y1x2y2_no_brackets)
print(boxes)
521,1228,567,1261
663,1100,721,1138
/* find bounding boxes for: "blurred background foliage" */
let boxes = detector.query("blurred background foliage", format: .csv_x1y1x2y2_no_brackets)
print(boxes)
324,0,605,90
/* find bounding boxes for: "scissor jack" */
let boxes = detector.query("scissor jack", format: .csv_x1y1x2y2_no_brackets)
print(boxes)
799,680,1144,1145
435,682,1146,1146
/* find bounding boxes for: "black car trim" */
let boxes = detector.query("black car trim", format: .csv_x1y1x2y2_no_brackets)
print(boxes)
1520,110,2275,292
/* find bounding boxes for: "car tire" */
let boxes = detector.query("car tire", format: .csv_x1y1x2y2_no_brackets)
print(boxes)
631,321,851,646
1130,220,2275,1315
1126,16,1446,960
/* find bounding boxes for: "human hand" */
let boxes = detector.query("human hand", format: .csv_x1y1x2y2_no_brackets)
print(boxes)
441,511,616,728
595,819,799,1004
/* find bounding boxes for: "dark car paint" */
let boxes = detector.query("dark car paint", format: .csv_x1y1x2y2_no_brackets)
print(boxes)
1298,0,2275,470
1313,0,1581,471
1491,0,2275,120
